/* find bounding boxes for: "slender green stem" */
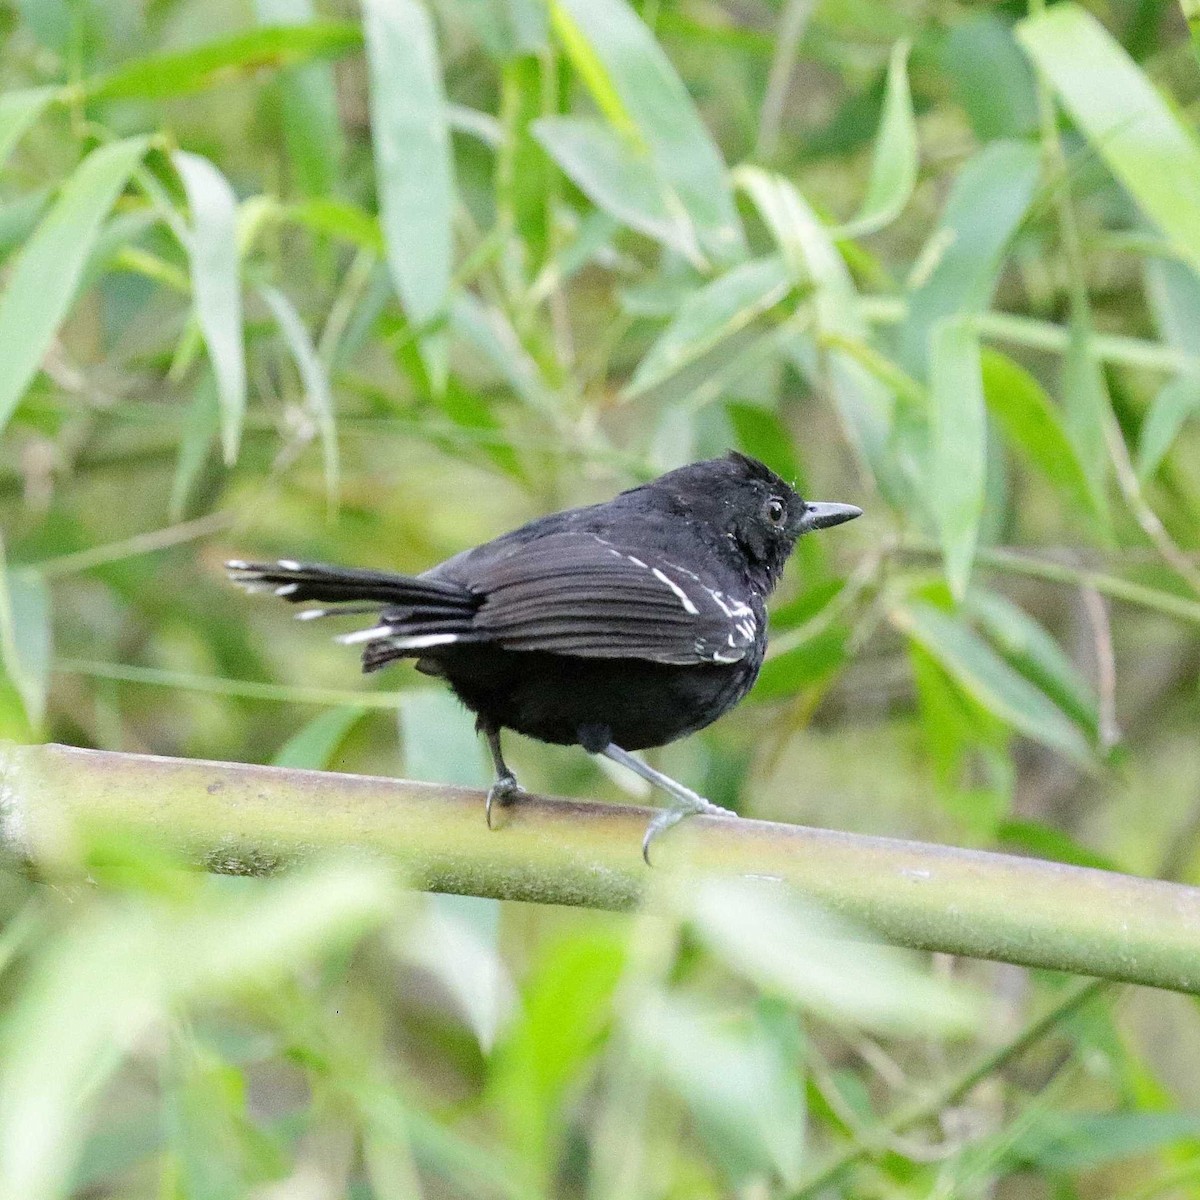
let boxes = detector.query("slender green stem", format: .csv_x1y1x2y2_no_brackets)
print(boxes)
33,512,233,578
790,978,1105,1196
6,743,1200,995
859,297,1200,376
54,659,405,710
900,539,1200,626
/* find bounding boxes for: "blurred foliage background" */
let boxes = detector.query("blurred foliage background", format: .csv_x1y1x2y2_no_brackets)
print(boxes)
5,0,1200,1193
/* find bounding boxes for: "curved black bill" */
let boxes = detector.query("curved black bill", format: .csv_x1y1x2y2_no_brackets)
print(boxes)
798,500,863,534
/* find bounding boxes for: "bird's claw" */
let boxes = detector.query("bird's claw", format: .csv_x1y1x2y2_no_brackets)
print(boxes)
485,773,523,829
641,793,738,865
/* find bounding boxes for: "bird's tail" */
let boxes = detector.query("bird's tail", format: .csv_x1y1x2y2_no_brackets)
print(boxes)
226,558,479,672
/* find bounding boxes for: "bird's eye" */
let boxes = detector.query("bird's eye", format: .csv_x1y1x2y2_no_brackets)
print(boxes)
764,497,786,526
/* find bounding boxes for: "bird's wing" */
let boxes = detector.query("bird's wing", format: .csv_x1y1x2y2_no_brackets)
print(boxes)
465,532,760,665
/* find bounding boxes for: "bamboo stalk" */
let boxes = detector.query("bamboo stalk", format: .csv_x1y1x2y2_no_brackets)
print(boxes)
4,742,1200,994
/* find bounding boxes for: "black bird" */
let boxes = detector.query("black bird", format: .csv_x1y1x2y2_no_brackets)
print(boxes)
227,452,861,859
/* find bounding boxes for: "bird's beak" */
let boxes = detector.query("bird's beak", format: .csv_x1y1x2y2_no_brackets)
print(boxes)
797,501,863,534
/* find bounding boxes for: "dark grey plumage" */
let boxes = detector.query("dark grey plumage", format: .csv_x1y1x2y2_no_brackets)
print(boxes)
228,451,861,858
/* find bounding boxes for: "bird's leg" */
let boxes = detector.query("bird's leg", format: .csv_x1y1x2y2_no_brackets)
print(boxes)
598,743,737,864
479,717,523,828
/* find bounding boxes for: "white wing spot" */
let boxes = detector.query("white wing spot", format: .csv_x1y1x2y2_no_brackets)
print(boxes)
706,588,734,617
626,555,647,568
277,559,301,571
225,560,249,570
653,568,699,614
337,625,393,645
296,608,327,620
389,633,459,650
274,583,300,596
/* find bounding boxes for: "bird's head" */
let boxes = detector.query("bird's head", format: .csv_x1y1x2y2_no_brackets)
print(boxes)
653,450,862,588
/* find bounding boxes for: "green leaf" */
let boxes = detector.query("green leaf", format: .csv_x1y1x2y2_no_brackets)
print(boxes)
254,0,344,197
259,284,339,510
894,601,1092,765
626,257,792,398
488,932,626,1178
173,152,247,466
532,116,702,265
980,348,1100,517
271,706,365,769
0,859,397,1200
552,0,744,265
1019,1111,1200,1172
84,23,362,101
499,55,553,275
1018,3,1200,276
689,877,978,1035
964,588,1099,739
735,167,896,493
1137,373,1200,480
630,993,806,1186
288,197,383,253
0,545,51,732
832,40,917,239
1145,254,1200,359
902,140,1041,376
450,293,556,416
751,627,849,702
169,376,220,521
0,136,149,440
929,318,986,601
1060,313,1112,510
942,15,1038,141
0,88,57,174
398,690,487,788
909,641,1001,790
995,819,1119,873
362,0,455,390
725,402,801,483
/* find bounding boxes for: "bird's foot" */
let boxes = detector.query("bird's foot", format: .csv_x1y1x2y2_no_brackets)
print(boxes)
485,772,524,829
642,790,737,864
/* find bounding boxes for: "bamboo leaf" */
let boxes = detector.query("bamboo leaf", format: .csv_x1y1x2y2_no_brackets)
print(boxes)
450,293,556,416
832,40,917,240
0,136,149,440
964,589,1099,739
169,377,220,521
626,257,792,398
173,152,247,466
902,140,1041,376
398,691,487,788
735,166,896,492
930,318,986,600
254,0,344,197
532,116,702,265
752,627,849,701
552,0,744,265
362,0,455,390
288,197,383,253
630,993,806,1185
0,543,51,732
272,706,365,769
980,348,1100,517
84,23,362,101
1137,373,1200,480
893,601,1092,765
259,285,340,510
0,87,57,173
1018,3,1200,276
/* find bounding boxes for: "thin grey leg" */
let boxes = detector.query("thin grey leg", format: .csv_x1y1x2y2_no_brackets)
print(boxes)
599,743,737,863
479,719,523,828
